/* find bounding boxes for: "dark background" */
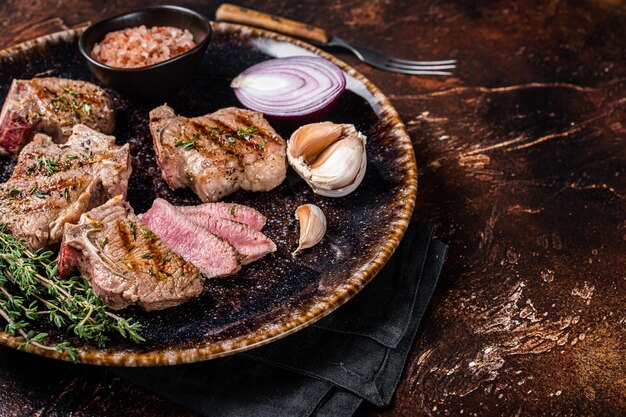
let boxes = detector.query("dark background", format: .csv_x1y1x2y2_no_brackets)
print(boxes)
0,1,624,416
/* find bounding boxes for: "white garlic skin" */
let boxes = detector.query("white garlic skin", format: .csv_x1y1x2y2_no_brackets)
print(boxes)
287,122,367,197
293,204,327,255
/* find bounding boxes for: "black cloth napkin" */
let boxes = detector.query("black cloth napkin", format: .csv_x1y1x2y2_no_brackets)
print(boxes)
111,221,447,417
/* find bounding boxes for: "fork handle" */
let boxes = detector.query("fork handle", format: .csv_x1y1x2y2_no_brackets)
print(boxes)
216,3,330,44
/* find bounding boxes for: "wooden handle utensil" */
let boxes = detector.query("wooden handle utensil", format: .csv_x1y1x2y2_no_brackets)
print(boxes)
215,3,330,44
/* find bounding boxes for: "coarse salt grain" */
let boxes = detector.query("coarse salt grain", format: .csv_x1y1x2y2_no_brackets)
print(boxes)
91,25,196,68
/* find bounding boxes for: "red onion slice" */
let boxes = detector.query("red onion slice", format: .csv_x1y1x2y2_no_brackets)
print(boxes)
230,56,346,118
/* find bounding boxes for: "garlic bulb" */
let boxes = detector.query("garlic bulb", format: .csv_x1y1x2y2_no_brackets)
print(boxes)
293,204,326,255
287,122,367,197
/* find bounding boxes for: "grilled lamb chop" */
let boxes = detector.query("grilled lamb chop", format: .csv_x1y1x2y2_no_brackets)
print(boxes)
0,77,115,156
149,105,286,202
177,201,266,231
58,196,203,311
0,124,131,250
145,199,276,265
140,198,241,278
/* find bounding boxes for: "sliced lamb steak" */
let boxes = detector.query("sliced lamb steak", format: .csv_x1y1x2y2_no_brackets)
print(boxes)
59,196,203,311
0,77,115,156
0,124,131,250
144,199,276,265
140,198,241,278
177,201,266,231
149,105,286,202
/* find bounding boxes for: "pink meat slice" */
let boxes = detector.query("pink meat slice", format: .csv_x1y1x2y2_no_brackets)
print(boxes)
140,199,240,278
177,202,266,231
182,209,276,264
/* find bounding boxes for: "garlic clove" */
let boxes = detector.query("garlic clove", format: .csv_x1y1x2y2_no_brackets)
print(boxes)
310,150,366,196
289,122,343,163
287,123,367,198
293,204,326,255
309,136,363,189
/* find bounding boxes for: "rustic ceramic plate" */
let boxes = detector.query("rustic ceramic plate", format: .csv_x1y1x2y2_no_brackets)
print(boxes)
0,22,417,366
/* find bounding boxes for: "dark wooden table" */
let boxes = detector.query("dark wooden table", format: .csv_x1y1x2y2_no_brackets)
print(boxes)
0,1,624,416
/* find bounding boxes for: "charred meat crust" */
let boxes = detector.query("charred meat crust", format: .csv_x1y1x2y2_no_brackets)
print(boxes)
0,124,131,250
59,196,203,312
0,77,115,157
149,105,287,202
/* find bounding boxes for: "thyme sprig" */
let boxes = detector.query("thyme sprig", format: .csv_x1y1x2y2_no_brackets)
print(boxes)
174,137,195,150
0,227,144,362
35,156,62,175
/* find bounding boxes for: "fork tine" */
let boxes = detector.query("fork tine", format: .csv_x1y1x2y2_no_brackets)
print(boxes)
385,61,457,71
386,57,457,66
382,64,454,75
391,70,453,75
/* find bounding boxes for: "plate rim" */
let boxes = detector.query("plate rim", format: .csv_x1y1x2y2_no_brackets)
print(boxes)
0,21,418,366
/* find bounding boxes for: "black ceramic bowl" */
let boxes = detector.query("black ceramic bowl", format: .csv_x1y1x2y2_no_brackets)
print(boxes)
79,5,211,101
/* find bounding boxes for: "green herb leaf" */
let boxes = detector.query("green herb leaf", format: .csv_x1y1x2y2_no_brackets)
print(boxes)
67,346,78,362
128,221,137,239
35,156,61,175
141,229,156,239
237,126,257,138
61,86,79,97
174,137,195,150
34,189,48,198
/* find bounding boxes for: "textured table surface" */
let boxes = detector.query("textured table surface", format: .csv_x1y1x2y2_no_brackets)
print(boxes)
0,1,624,416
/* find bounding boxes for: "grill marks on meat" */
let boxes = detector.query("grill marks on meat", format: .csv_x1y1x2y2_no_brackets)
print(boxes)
140,199,241,278
0,78,115,156
59,197,275,311
0,124,131,250
60,196,275,311
58,196,203,311
149,105,286,202
145,199,275,265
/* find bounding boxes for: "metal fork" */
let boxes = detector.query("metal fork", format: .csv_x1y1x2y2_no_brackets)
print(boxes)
216,4,456,76
323,36,456,75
